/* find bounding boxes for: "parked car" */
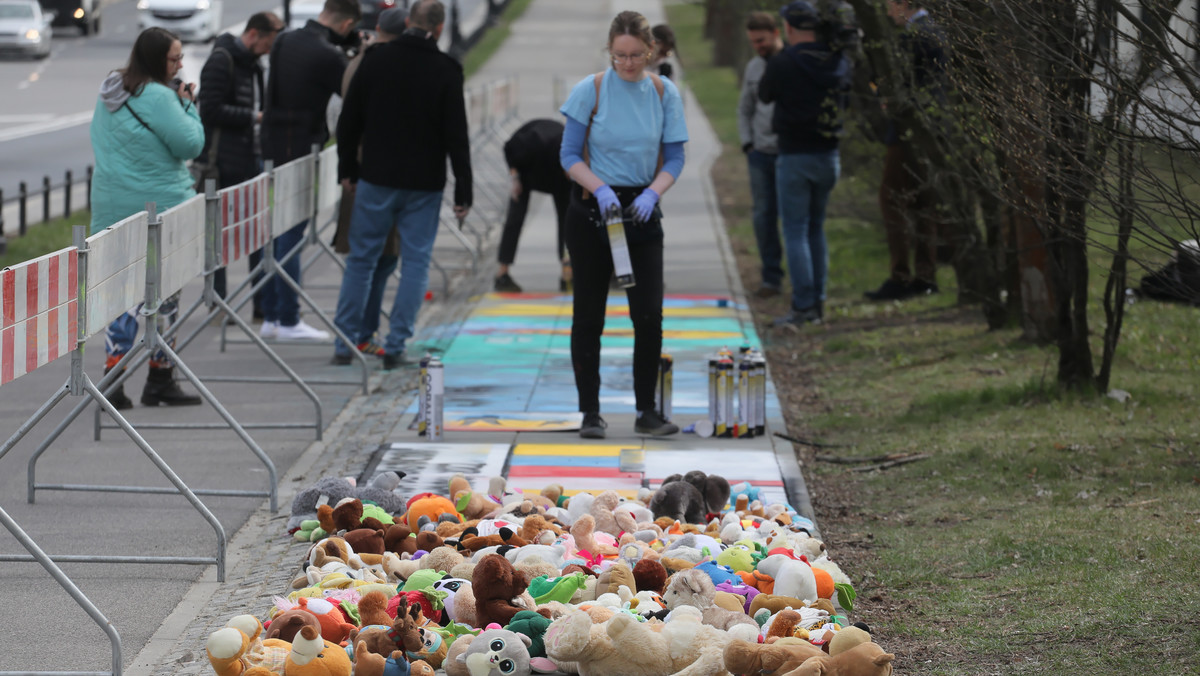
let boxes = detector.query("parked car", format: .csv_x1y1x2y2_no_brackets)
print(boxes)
38,0,97,35
137,0,223,42
0,0,52,58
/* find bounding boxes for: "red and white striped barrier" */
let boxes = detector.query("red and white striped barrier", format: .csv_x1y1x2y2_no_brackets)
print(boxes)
0,247,78,386
220,174,270,267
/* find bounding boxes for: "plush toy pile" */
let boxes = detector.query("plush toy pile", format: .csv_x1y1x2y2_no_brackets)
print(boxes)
206,470,893,676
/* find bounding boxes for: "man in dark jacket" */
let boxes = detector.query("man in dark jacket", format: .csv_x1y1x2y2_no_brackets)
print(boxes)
493,118,572,293
256,0,361,342
759,0,851,326
198,11,283,303
864,0,949,302
332,0,471,369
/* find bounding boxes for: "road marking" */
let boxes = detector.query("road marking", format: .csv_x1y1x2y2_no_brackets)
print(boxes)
0,115,54,123
0,111,93,144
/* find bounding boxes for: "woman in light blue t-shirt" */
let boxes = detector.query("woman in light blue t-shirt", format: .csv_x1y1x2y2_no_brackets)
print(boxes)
559,11,688,440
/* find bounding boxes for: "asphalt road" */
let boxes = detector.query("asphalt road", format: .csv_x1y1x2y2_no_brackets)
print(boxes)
0,0,283,200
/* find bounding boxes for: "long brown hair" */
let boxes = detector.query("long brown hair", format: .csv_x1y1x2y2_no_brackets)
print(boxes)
608,11,654,57
121,27,179,95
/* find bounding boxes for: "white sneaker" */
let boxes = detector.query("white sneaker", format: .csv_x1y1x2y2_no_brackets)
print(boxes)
276,320,330,341
260,321,278,339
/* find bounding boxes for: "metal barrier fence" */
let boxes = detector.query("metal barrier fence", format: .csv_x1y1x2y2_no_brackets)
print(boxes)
0,73,525,675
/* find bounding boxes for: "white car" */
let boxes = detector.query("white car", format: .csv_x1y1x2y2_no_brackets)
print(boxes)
137,0,223,42
0,0,52,58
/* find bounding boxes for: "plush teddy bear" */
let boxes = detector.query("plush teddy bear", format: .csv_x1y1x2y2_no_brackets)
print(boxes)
278,597,357,645
789,642,896,676
241,625,351,676
722,637,824,676
676,471,731,515
264,609,322,644
570,514,617,558
288,476,359,533
757,555,817,603
663,568,758,631
473,554,536,628
544,606,755,676
207,615,289,676
418,545,464,574
344,528,387,556
631,558,668,595
455,628,533,676
588,490,624,537
449,474,493,521
408,660,435,676
519,514,563,544
650,477,708,524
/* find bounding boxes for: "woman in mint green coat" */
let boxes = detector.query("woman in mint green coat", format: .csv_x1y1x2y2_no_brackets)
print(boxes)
89,27,205,409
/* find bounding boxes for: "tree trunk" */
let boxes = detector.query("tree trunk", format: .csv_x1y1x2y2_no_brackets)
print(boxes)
711,0,740,67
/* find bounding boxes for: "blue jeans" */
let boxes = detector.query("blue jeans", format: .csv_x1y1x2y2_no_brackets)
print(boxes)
361,254,399,343
776,151,839,312
105,292,180,368
259,221,306,326
334,180,442,357
748,150,783,289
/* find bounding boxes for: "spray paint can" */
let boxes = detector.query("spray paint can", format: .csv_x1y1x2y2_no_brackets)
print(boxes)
417,352,432,436
738,355,754,438
655,353,673,421
707,355,718,429
605,205,636,288
716,356,734,438
423,355,444,441
751,350,767,436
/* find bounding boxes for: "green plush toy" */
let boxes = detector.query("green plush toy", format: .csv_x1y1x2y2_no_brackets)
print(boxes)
505,610,552,657
716,544,756,573
293,520,328,543
402,569,447,592
362,503,394,526
528,572,588,604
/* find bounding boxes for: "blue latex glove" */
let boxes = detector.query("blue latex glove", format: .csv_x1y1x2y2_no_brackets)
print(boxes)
630,188,660,223
593,184,621,220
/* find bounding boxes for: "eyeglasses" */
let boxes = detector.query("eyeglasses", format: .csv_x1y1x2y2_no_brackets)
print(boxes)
168,55,184,63
611,52,648,65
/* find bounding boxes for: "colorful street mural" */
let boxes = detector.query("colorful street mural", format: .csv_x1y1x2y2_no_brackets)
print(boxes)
403,292,782,419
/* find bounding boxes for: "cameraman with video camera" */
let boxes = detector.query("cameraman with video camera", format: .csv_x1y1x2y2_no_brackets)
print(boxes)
758,1,853,327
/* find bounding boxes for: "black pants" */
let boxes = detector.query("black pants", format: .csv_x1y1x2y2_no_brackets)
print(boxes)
498,184,571,266
564,185,664,414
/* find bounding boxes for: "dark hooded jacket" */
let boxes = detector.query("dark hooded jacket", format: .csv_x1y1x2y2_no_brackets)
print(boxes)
262,20,347,165
198,32,265,186
758,41,852,154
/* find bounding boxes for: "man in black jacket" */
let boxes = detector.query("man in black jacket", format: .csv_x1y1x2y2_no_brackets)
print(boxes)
198,11,283,304
494,118,572,293
759,1,851,327
256,0,361,342
863,0,949,302
332,0,471,369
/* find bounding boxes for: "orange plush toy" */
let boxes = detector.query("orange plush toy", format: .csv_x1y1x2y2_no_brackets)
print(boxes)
402,493,463,528
292,597,357,645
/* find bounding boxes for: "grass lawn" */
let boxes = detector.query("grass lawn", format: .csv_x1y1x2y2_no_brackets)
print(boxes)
463,0,535,79
0,211,88,270
666,1,1200,673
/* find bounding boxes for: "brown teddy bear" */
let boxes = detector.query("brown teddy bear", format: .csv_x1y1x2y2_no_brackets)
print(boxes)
263,609,321,644
520,513,563,544
472,553,537,627
788,641,896,676
457,527,529,552
383,523,418,556
723,637,824,676
343,528,386,556
631,558,668,595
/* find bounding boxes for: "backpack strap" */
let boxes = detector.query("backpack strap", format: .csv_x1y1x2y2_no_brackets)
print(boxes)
580,71,667,199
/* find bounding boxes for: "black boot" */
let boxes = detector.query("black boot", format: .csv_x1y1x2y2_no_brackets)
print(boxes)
141,367,202,407
102,366,133,410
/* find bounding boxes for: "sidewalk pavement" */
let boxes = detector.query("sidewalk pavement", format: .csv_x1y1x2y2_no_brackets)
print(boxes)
0,1,814,673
